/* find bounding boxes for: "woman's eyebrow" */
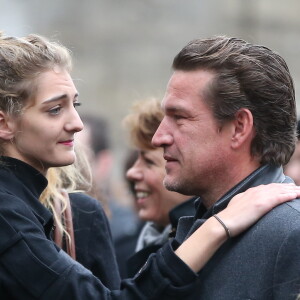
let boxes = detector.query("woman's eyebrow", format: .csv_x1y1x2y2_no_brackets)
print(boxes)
42,93,79,104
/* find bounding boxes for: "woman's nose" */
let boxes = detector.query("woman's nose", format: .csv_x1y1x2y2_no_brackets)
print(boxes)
126,163,143,181
66,109,84,133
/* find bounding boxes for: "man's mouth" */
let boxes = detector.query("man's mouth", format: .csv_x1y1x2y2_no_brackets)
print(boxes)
163,154,176,162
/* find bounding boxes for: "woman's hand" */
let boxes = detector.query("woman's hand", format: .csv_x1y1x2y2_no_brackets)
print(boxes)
217,183,300,237
176,183,300,273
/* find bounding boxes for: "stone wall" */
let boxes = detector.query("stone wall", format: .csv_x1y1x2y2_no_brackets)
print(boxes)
1,0,300,180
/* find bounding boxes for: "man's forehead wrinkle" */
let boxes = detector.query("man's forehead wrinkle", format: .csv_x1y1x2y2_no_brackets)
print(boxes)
169,83,189,97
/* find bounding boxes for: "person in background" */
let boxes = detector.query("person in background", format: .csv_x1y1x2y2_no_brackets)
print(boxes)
124,98,200,277
284,119,300,185
77,114,141,278
0,31,299,299
152,35,300,299
76,114,112,196
113,148,145,278
123,149,139,197
40,144,120,289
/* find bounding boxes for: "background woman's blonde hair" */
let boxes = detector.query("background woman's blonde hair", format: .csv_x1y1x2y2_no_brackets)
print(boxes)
123,98,164,150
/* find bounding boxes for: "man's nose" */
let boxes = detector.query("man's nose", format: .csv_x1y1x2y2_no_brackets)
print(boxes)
152,119,172,148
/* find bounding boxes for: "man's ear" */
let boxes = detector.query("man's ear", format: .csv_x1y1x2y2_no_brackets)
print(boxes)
230,108,255,149
0,111,15,140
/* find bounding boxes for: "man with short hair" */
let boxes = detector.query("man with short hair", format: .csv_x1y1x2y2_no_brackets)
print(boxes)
152,36,300,299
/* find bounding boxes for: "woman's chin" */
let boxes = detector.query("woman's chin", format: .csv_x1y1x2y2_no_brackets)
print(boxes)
50,157,75,168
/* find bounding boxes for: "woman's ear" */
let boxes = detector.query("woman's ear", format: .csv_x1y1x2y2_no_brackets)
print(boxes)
0,111,15,140
230,108,255,149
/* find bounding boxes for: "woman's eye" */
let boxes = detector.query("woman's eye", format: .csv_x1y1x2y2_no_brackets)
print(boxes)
48,106,62,115
145,158,155,166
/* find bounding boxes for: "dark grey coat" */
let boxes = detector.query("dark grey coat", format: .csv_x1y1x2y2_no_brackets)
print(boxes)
175,164,300,300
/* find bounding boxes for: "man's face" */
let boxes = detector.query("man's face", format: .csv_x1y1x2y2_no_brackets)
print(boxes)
152,70,233,198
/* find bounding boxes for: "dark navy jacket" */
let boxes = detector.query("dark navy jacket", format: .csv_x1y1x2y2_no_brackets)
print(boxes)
126,197,196,277
175,164,300,300
0,157,197,299
69,192,121,289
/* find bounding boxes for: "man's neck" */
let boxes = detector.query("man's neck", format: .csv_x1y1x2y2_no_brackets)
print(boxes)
201,161,261,209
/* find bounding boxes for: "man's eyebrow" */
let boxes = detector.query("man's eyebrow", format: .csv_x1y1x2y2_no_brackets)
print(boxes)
42,93,79,104
165,106,179,112
165,105,186,113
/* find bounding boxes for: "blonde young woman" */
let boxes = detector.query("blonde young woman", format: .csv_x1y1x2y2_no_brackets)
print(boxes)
0,32,299,299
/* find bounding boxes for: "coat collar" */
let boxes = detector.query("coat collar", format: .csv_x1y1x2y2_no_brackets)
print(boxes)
0,156,52,234
194,164,288,220
169,196,197,228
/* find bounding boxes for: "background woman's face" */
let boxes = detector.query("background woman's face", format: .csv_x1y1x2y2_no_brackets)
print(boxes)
126,147,188,226
5,69,83,174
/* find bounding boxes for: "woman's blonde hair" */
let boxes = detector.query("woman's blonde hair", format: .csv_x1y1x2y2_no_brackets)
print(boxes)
123,98,164,150
0,32,71,116
40,142,94,243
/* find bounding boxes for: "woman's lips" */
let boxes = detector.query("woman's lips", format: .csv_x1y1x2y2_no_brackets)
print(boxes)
136,191,150,199
135,190,151,205
58,140,74,146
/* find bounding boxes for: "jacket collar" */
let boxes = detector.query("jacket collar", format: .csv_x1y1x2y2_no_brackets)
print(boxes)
169,196,197,228
168,196,197,238
0,156,52,234
194,164,287,220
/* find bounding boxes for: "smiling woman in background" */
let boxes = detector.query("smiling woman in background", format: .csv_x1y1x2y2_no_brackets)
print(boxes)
124,98,194,276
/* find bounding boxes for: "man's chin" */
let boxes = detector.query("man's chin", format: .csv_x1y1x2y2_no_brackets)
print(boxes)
163,177,181,193
164,177,193,195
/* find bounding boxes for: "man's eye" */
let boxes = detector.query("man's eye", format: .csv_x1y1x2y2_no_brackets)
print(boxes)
49,106,62,115
174,115,182,120
73,102,82,109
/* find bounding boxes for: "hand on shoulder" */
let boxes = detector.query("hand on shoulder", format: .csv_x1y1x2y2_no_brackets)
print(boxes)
217,183,300,237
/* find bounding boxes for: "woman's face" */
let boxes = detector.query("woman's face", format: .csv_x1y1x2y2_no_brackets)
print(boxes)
4,68,83,174
126,147,189,226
